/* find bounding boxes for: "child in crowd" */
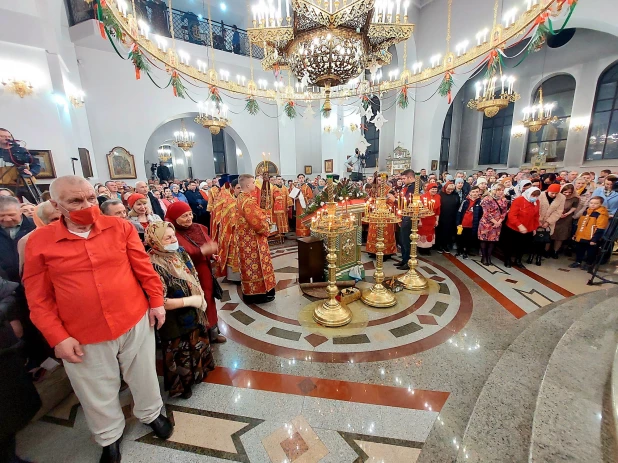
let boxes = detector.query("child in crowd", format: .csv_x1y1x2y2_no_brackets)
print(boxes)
569,196,609,270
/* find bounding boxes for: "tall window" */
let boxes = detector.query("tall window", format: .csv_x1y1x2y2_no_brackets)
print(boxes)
362,95,379,169
479,103,513,165
585,61,618,160
212,131,227,174
525,74,576,163
439,105,453,173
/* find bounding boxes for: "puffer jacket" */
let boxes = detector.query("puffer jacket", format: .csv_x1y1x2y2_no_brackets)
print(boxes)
574,206,609,242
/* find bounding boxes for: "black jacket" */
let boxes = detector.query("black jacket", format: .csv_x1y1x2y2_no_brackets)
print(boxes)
184,189,207,216
456,198,483,234
156,164,172,181
0,147,41,177
147,191,165,218
0,216,35,282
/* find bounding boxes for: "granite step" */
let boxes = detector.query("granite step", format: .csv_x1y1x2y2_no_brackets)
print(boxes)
455,287,618,463
529,293,618,462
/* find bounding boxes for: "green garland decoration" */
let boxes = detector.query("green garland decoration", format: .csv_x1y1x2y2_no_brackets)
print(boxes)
486,49,504,78
361,94,370,110
209,86,222,107
171,72,185,98
245,96,260,115
99,2,123,41
300,180,367,217
438,72,454,104
397,86,409,109
128,44,149,80
284,100,297,119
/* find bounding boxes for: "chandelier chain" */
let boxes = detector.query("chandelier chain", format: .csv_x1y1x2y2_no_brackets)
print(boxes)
208,0,216,69
446,0,453,52
493,0,499,27
167,0,176,44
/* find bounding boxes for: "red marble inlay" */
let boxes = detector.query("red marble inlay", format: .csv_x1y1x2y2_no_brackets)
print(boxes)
205,367,450,412
280,432,309,461
505,279,518,284
431,276,446,282
220,303,239,311
304,333,328,347
275,279,299,292
417,314,438,325
513,267,575,297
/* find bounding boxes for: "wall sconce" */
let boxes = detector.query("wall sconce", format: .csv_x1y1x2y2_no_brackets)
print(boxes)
323,125,333,133
236,148,243,157
1,78,34,98
69,91,85,108
570,116,590,132
511,124,526,138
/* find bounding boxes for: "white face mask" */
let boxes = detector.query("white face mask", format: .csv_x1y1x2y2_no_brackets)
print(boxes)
164,241,179,252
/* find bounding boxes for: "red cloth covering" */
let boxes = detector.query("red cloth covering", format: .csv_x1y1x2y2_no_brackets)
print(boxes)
165,201,192,222
506,196,540,232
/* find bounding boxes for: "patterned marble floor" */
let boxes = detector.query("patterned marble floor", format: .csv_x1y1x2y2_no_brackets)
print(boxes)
17,237,617,462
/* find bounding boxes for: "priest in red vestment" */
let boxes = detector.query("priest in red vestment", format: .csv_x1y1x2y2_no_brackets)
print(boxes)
292,174,314,237
235,174,276,304
272,177,290,234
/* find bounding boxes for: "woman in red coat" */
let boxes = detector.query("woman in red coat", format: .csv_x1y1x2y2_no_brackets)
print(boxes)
165,202,226,343
417,183,441,255
502,187,541,268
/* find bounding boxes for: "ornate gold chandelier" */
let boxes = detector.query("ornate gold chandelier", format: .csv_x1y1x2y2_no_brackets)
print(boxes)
195,101,230,135
248,0,414,108
173,119,195,150
521,86,557,133
158,144,173,162
467,74,519,118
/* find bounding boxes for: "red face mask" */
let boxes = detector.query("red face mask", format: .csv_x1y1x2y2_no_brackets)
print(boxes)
64,204,101,226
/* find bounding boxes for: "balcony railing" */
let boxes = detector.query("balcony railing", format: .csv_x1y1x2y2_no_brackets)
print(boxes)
66,0,264,59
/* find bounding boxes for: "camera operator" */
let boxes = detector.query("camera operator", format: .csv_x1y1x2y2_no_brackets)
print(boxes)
0,129,41,203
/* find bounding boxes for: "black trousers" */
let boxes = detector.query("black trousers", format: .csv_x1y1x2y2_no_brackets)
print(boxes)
400,217,411,262
503,227,533,263
575,240,598,265
456,228,477,254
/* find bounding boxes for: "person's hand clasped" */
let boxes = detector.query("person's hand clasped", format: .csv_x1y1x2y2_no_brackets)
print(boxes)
149,306,166,329
55,337,84,364
518,224,527,233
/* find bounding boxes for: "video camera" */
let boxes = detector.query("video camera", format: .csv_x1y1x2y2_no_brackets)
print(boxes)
5,139,33,166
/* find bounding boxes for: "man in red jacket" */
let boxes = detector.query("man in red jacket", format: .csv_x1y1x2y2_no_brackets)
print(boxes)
23,176,173,463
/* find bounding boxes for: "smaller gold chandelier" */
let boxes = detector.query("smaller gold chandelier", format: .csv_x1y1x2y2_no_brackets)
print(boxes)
1,78,33,98
195,101,230,135
521,87,557,133
173,119,195,150
158,144,173,162
467,75,519,118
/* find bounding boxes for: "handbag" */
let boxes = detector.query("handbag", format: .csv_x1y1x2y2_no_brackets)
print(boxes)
533,227,551,243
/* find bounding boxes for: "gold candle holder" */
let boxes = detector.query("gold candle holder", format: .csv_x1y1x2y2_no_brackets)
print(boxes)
362,176,401,308
397,172,435,290
310,179,355,327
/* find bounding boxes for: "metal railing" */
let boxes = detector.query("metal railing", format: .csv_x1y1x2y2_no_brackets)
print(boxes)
66,0,264,59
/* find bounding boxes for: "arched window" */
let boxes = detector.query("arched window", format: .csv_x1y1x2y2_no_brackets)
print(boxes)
525,74,576,163
585,61,618,161
479,103,514,165
362,95,380,169
212,130,227,174
440,104,453,173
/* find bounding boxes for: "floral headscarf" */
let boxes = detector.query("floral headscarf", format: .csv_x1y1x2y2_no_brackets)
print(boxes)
145,221,208,321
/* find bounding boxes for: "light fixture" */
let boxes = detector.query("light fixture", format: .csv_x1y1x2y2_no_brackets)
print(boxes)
173,119,195,150
521,87,557,133
511,125,526,138
467,74,520,118
236,148,243,156
570,116,589,132
158,144,173,162
248,0,414,110
195,101,230,135
1,78,34,98
184,150,192,157
52,93,68,107
220,2,226,11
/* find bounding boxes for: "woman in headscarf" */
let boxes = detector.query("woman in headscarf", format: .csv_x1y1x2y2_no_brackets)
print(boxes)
165,202,226,344
573,176,592,220
171,183,189,203
478,183,508,266
515,179,532,198
417,182,441,255
530,183,565,266
475,177,489,197
502,187,541,268
500,176,516,205
127,193,162,240
550,183,579,259
435,182,460,254
145,221,214,399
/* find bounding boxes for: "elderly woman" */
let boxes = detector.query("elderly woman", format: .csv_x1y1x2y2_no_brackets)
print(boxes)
165,202,226,344
127,193,162,239
145,222,214,399
503,187,541,268
478,183,508,266
549,184,579,258
171,183,189,204
96,184,111,206
515,179,532,198
530,183,565,266
417,182,441,255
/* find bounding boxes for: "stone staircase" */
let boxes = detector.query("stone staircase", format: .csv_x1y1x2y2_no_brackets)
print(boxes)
455,286,618,463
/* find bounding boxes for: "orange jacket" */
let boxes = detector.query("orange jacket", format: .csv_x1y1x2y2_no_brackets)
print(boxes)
574,206,609,242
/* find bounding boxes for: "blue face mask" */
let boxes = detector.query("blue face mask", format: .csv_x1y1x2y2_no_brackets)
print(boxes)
529,196,538,203
164,242,179,252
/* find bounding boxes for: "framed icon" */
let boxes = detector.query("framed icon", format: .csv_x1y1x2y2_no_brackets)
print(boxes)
107,147,137,179
304,165,312,175
324,159,334,173
430,159,439,171
30,150,56,179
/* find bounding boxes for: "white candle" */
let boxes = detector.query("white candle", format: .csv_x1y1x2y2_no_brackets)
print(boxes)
286,0,290,17
396,0,401,16
475,82,481,99
403,1,409,19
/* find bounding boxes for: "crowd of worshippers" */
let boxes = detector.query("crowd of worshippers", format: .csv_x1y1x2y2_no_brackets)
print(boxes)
0,167,617,463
